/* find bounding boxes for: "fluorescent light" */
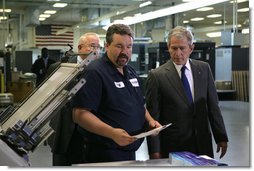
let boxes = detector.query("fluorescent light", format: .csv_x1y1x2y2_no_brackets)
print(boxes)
116,11,126,15
214,20,227,24
242,28,249,34
0,9,11,13
214,21,222,24
134,13,142,17
206,32,221,37
230,0,248,3
139,1,152,8
44,10,57,14
190,17,204,21
207,14,222,18
237,8,249,12
105,0,229,26
183,20,189,23
40,14,51,18
196,7,214,11
39,18,46,21
53,3,68,8
0,16,7,20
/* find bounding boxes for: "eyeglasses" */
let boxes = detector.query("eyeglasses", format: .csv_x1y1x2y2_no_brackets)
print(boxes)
80,44,101,50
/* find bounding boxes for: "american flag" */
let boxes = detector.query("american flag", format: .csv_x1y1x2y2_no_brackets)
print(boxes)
35,24,73,47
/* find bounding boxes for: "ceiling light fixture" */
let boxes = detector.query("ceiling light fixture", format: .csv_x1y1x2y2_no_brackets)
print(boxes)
196,7,214,11
40,14,51,18
139,1,152,8
53,3,68,8
0,9,11,13
0,16,7,20
39,18,46,21
241,28,249,34
116,11,126,15
44,10,57,14
229,0,248,3
206,32,221,38
104,0,229,28
214,20,227,24
207,14,222,18
190,17,204,21
237,8,249,12
214,21,222,24
134,13,142,17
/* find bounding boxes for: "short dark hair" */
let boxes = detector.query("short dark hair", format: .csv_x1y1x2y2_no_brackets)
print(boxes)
41,47,48,53
106,24,134,45
41,47,49,58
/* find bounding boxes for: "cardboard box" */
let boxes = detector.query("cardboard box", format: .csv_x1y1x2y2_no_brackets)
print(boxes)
7,82,34,103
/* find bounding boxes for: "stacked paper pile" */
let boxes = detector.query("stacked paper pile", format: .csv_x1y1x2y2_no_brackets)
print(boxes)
169,151,228,166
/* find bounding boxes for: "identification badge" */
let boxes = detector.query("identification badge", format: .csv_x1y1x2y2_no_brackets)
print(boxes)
129,78,139,87
114,81,125,88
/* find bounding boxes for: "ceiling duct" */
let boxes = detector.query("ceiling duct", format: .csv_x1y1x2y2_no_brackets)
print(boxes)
25,8,40,27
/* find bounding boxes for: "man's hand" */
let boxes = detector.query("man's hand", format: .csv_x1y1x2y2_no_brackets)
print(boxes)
148,120,162,136
111,128,136,146
149,152,161,159
216,141,228,158
149,120,162,128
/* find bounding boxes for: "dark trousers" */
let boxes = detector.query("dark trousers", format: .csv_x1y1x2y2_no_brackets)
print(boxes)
52,131,87,166
52,150,87,166
86,143,135,163
161,133,198,158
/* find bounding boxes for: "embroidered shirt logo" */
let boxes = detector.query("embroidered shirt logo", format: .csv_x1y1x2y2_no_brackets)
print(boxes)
129,78,139,87
114,81,125,88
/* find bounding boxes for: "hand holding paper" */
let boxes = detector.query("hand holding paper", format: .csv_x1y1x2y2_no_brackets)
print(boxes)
133,123,172,139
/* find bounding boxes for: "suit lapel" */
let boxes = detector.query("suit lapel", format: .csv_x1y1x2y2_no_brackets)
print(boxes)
164,60,189,104
190,60,202,102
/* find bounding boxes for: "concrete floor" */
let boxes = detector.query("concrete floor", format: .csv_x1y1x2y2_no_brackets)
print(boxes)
28,101,250,167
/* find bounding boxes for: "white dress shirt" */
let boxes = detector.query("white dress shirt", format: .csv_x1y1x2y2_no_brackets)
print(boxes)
173,59,194,100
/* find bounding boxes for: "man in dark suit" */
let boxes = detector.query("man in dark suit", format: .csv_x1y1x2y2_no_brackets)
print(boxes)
145,26,228,160
31,47,56,86
48,32,101,166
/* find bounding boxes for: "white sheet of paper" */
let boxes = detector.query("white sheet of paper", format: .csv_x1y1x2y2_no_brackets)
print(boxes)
133,123,172,139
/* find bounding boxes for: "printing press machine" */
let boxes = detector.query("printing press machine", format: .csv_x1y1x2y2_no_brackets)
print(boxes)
0,52,98,166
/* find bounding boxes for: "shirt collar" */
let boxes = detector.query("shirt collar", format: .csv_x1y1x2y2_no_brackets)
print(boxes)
185,60,191,71
77,56,83,64
173,59,191,74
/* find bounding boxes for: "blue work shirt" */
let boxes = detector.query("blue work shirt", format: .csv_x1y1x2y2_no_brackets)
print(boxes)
72,54,146,151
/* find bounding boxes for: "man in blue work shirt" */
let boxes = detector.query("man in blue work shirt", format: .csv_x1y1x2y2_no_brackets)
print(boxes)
72,24,161,163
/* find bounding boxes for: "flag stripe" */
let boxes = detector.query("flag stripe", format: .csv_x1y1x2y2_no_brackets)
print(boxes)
35,24,73,47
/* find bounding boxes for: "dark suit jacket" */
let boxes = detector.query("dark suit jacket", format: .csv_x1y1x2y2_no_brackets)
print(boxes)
31,57,56,86
145,59,228,158
48,57,86,165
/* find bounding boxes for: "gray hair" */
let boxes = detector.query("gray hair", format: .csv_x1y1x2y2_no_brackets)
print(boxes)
78,32,100,45
167,26,194,46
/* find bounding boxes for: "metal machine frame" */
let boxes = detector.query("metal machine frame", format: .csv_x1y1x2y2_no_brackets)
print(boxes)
0,52,97,166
